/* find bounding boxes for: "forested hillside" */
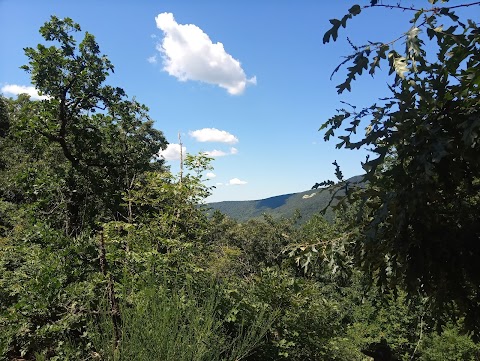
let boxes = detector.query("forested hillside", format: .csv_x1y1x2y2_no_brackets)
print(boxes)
208,175,364,223
1,1,479,360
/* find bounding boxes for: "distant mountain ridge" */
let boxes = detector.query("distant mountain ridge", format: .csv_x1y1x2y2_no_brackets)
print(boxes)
207,175,364,223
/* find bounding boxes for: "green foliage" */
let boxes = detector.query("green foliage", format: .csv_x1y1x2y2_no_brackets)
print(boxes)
221,267,350,361
0,95,72,232
0,15,169,359
10,16,167,234
207,215,356,360
92,279,274,361
3,10,480,361
0,97,8,140
320,0,480,335
342,290,423,360
419,323,480,360
213,214,297,275
0,225,101,360
0,157,215,359
283,212,359,285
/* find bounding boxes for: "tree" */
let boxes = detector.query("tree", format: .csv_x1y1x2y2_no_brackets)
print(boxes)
0,17,168,358
320,0,480,335
14,16,167,234
0,97,8,139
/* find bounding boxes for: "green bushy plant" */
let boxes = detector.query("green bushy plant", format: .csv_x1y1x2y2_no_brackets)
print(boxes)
419,323,480,361
0,224,101,360
92,278,274,361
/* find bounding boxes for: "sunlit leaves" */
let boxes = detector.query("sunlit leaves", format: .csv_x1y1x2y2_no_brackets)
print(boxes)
389,52,408,78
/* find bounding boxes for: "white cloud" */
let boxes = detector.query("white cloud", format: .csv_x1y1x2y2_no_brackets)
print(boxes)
205,149,228,157
215,182,223,186
189,128,238,144
158,143,186,161
154,12,256,95
1,84,49,100
228,178,247,185
204,147,238,157
206,172,216,178
147,55,158,64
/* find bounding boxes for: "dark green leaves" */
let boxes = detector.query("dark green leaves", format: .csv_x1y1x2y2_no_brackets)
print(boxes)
349,4,362,16
320,1,480,336
323,4,362,44
14,16,167,235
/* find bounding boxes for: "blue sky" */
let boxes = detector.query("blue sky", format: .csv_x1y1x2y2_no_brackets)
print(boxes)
0,1,453,202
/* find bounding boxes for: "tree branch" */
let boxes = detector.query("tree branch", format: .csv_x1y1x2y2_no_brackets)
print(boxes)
364,1,480,12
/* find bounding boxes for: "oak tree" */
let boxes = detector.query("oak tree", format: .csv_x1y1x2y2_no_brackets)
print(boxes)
14,16,167,234
321,0,480,334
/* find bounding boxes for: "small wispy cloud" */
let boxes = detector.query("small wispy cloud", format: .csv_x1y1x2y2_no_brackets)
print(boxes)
158,143,186,161
228,178,247,185
205,149,227,157
205,147,238,157
154,12,256,95
1,84,50,100
206,172,216,178
147,55,158,64
189,128,238,144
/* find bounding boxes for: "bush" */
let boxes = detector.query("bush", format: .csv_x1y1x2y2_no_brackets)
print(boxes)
0,225,100,360
92,279,274,361
419,323,480,361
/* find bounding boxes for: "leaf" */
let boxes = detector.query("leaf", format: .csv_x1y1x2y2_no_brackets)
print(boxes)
323,5,361,44
439,7,459,22
389,53,408,78
348,4,361,16
323,19,341,43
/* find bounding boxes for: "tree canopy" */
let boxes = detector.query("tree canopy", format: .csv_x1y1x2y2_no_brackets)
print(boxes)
5,16,167,235
320,0,480,334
